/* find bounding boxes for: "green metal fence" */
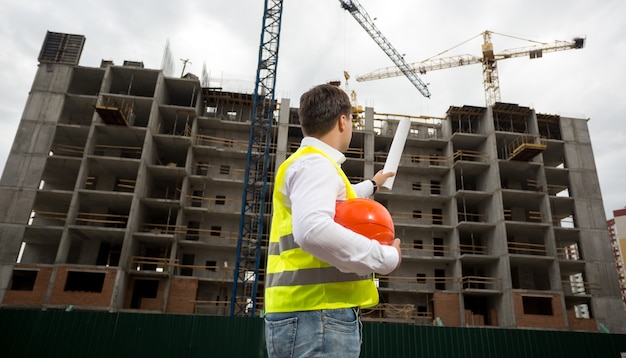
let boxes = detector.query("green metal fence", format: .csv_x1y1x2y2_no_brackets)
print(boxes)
1,309,625,357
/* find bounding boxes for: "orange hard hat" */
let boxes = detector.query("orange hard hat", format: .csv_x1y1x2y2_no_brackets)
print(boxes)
334,198,395,245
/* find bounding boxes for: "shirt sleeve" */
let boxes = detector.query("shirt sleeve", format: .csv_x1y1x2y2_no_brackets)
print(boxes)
285,155,399,276
353,180,376,198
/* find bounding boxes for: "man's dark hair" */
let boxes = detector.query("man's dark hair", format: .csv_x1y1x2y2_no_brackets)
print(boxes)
298,84,352,137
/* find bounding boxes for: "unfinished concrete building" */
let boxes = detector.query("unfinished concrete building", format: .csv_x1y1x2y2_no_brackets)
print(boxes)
1,31,624,333
607,208,626,309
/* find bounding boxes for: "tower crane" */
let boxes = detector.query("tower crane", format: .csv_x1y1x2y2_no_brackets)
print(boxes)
339,0,430,98
231,0,431,318
356,30,586,106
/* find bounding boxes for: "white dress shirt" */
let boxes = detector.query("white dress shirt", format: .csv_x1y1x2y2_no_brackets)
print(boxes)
279,136,399,276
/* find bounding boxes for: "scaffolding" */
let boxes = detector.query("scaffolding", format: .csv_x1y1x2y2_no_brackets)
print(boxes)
508,135,547,161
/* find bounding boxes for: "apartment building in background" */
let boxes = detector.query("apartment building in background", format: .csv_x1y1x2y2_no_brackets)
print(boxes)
0,31,624,333
607,208,626,309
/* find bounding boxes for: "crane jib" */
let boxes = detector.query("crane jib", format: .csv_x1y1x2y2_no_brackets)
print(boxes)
338,0,431,98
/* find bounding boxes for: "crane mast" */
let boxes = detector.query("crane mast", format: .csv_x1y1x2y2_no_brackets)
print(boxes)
230,0,283,317
481,31,501,106
356,30,585,106
338,0,430,98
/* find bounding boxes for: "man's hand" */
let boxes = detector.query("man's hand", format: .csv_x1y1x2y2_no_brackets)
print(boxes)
373,170,395,188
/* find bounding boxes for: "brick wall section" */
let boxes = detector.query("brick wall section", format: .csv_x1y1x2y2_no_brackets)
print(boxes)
3,265,53,305
567,310,598,332
513,293,566,329
166,277,198,314
433,292,461,326
48,266,116,308
140,297,163,311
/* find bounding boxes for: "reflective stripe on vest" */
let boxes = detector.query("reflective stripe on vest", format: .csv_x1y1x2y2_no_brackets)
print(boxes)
266,233,370,286
264,145,379,313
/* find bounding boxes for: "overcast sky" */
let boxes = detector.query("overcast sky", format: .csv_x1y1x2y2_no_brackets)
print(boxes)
1,0,625,218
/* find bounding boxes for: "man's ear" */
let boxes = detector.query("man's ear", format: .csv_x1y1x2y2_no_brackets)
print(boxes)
337,114,348,132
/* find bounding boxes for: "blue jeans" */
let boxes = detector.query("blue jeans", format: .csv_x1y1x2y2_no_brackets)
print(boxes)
264,307,362,358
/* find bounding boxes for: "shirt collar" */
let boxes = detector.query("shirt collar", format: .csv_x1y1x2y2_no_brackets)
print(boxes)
300,137,346,164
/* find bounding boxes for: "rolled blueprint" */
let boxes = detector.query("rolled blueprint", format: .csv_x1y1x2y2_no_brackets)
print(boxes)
381,117,410,190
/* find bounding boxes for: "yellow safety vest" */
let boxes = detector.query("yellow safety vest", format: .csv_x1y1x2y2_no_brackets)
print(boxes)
264,146,379,313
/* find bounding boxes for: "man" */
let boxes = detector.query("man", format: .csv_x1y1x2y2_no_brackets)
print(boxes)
264,83,402,357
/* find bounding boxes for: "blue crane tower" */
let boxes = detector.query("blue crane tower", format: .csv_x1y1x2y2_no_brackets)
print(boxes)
230,0,430,317
229,0,283,317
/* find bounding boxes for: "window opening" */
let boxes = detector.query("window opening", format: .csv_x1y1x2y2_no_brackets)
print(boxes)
435,269,446,290
130,279,159,309
64,271,105,293
10,270,38,291
206,260,217,271
522,296,553,315
187,221,200,241
181,254,195,276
